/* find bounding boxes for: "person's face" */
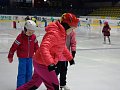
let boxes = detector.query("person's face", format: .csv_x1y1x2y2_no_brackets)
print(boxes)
66,27,76,35
25,29,35,36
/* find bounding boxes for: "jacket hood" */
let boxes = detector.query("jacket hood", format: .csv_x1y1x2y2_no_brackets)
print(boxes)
45,21,66,36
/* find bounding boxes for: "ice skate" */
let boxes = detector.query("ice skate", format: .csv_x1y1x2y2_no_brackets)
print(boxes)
60,85,70,90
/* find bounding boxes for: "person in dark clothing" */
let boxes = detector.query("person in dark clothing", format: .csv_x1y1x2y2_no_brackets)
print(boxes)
102,21,111,44
99,20,102,26
25,16,30,21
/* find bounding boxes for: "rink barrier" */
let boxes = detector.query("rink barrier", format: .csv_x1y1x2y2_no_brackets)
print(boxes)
0,19,120,29
0,15,120,30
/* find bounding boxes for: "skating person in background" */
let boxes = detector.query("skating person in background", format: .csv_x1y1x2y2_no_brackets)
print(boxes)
42,17,47,27
13,20,17,29
16,21,22,30
51,16,55,22
8,20,39,88
31,16,38,27
55,30,76,90
25,16,30,21
78,20,81,27
86,18,91,28
16,13,79,90
99,19,102,27
102,21,111,44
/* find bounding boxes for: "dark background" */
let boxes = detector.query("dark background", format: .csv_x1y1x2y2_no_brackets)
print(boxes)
0,0,120,16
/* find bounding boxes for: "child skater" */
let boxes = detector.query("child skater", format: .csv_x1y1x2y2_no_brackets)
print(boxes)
8,20,39,88
102,21,111,44
16,13,79,90
55,29,76,90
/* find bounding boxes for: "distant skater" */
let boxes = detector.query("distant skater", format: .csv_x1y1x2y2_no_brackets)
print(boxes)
102,21,111,44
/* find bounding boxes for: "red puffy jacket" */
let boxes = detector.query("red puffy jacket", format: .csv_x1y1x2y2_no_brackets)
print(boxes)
8,31,39,58
33,21,73,66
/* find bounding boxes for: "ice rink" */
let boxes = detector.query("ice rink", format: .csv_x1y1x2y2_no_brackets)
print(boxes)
0,23,120,90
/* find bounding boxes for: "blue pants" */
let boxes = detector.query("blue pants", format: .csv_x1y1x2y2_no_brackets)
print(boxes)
17,58,33,88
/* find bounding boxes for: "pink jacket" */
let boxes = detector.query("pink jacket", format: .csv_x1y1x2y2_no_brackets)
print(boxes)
59,30,76,61
33,21,73,66
102,25,111,36
8,31,39,58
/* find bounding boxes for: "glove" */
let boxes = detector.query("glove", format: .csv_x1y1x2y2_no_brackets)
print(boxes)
8,58,13,63
69,59,75,65
48,64,56,72
72,51,76,58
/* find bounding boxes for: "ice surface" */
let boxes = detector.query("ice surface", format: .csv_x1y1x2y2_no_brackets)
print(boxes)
0,25,120,90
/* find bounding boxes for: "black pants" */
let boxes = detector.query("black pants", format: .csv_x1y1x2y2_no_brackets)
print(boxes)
55,61,68,86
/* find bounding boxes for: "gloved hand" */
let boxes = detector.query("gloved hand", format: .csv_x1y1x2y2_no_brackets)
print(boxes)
8,58,13,63
72,51,76,58
48,64,56,72
69,59,75,65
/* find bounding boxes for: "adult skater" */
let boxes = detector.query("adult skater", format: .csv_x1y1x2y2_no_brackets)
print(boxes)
16,13,79,90
8,20,39,88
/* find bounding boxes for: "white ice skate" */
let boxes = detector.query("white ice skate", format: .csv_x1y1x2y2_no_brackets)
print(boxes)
60,85,70,90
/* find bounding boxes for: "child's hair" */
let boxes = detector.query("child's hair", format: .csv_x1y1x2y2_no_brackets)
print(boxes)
24,27,27,32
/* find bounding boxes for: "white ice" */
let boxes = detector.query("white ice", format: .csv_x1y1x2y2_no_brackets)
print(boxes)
0,24,120,90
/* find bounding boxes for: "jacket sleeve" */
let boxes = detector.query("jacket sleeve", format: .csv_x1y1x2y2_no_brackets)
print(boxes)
70,31,76,52
34,37,39,52
8,34,22,58
40,33,56,66
62,45,73,61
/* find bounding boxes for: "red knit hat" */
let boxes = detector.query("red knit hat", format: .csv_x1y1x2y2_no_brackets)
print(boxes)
104,21,108,25
61,13,79,27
